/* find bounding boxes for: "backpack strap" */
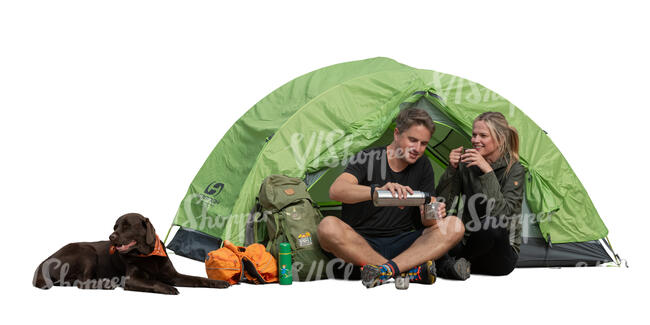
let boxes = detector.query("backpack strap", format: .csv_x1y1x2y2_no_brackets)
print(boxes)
245,198,261,245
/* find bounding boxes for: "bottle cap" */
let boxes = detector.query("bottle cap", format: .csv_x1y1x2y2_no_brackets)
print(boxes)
279,242,291,254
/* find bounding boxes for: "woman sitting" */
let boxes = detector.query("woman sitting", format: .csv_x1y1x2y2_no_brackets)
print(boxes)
436,111,525,278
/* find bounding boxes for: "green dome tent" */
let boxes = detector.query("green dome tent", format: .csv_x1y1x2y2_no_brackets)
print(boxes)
166,57,617,267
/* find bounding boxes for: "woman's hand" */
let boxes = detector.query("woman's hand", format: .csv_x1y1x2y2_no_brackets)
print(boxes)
449,147,463,169
461,149,493,174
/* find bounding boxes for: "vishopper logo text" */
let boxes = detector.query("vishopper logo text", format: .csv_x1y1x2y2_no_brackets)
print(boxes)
290,129,355,171
430,71,517,117
290,130,418,182
180,194,278,230
291,258,357,281
181,193,238,230
34,258,129,289
441,193,555,245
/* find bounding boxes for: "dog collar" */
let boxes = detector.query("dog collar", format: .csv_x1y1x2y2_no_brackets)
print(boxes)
110,235,167,257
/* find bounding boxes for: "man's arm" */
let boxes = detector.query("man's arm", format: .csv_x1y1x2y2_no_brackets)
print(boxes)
329,172,370,204
330,173,417,205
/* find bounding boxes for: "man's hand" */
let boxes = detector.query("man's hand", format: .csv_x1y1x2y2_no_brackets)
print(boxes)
378,182,413,209
437,201,447,219
379,182,413,199
420,200,447,227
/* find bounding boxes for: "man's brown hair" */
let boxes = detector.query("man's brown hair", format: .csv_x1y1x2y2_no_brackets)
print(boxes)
395,108,435,135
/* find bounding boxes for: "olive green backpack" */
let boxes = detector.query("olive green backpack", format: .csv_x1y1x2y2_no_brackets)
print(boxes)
253,174,330,281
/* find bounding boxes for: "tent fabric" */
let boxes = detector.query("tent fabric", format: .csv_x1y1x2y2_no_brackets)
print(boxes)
170,57,609,257
167,227,222,262
516,239,611,267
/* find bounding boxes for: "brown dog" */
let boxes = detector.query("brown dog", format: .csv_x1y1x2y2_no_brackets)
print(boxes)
33,213,229,294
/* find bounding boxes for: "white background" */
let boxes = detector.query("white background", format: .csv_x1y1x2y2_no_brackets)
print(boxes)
1,1,647,323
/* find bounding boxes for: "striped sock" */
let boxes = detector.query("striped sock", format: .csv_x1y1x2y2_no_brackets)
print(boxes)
385,260,400,277
371,260,400,282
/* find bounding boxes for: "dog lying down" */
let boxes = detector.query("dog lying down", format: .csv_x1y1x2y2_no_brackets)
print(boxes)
33,213,229,294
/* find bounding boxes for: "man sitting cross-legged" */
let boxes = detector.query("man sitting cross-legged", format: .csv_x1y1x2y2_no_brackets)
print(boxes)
317,108,466,288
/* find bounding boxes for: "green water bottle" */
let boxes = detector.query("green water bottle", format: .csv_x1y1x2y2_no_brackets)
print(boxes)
278,242,292,285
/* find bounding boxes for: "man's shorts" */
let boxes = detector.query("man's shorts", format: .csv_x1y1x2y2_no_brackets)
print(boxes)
322,228,424,280
361,229,424,260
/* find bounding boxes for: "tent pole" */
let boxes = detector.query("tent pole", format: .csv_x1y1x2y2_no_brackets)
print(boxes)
604,236,626,267
163,224,174,245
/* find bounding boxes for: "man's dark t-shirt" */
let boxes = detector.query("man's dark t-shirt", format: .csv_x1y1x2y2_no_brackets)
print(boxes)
341,146,436,237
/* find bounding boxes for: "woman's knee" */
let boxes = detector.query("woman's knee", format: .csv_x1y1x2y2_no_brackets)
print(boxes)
471,222,507,243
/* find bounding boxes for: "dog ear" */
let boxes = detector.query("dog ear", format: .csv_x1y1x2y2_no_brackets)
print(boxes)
143,218,156,246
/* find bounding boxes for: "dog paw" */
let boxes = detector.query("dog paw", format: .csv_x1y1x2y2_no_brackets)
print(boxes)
211,280,230,289
154,283,179,295
167,286,180,295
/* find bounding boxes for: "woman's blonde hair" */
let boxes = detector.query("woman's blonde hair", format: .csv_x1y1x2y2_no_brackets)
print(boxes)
474,112,520,174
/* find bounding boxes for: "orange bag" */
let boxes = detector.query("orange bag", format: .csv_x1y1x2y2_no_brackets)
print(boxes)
205,240,278,284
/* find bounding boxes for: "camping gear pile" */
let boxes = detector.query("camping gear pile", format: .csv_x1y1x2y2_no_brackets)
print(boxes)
205,240,277,285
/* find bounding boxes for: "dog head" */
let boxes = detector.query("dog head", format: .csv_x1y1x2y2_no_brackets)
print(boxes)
109,213,156,255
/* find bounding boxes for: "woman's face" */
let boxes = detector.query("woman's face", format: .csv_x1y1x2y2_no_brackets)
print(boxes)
472,120,500,162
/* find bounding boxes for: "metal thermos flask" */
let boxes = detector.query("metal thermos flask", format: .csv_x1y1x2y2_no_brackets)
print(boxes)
372,189,432,206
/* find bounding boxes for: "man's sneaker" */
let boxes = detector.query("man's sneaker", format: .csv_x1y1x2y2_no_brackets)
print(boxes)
406,260,437,284
438,257,471,280
361,264,393,288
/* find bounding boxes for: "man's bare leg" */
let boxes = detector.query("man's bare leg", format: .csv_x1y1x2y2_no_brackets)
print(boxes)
392,216,465,272
317,216,386,266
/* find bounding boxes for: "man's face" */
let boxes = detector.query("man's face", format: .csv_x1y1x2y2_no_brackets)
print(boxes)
393,124,432,164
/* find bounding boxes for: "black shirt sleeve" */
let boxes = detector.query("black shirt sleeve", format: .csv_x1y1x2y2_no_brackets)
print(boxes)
343,150,369,185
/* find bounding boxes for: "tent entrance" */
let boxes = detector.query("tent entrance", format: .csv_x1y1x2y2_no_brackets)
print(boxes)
304,92,471,215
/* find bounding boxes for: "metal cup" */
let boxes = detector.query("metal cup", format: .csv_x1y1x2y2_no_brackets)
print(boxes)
395,275,409,290
459,148,470,167
424,202,441,220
